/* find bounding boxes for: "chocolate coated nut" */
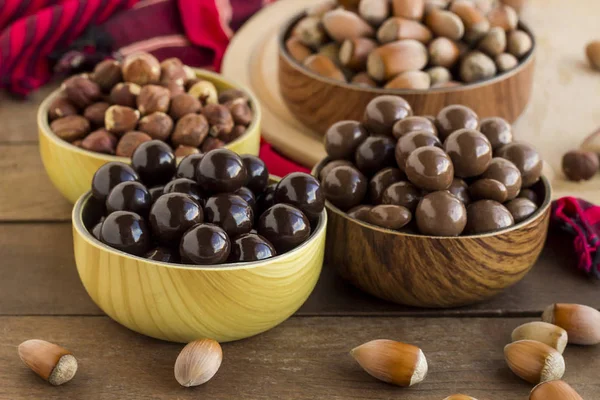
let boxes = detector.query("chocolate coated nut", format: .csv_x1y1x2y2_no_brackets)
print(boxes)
448,178,470,204
176,153,204,180
479,117,512,150
367,204,412,230
435,104,479,141
405,146,454,191
241,154,269,194
518,188,538,204
50,115,90,142
146,247,178,263
505,197,538,223
137,85,171,115
354,136,396,175
91,221,103,240
218,88,249,104
47,97,78,121
149,192,203,245
392,116,438,139
363,95,413,135
106,181,151,216
148,186,165,204
257,203,311,253
469,178,508,202
482,157,522,200
256,183,277,217
62,75,102,108
203,104,234,138
100,211,150,256
228,102,253,126
105,105,140,135
92,59,123,92
324,120,369,160
197,149,247,193
496,142,543,187
228,233,277,262
172,113,209,147
369,167,405,204
319,160,353,182
347,205,372,222
159,58,187,85
84,102,110,126
395,131,442,171
204,193,254,237
233,186,256,210
131,140,176,186
164,177,203,204
174,145,200,157
138,112,174,141
416,191,467,236
122,52,161,86
562,150,599,182
381,181,421,211
465,200,514,234
275,172,324,219
444,129,492,178
115,131,152,157
81,129,117,154
110,82,141,108
322,165,368,211
91,162,139,201
201,137,225,152
170,93,202,120
180,223,230,265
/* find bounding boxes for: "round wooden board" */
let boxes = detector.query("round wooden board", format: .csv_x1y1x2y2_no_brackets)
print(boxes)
222,0,600,202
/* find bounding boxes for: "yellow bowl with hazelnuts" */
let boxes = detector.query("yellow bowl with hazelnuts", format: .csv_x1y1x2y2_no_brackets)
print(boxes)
38,52,262,204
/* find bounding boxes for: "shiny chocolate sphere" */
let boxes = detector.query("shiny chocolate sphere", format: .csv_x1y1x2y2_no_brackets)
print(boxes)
131,140,176,186
416,191,467,236
363,95,412,136
145,247,178,263
180,223,231,265
204,193,254,238
275,172,324,219
322,165,368,211
92,162,139,201
149,193,203,245
435,104,479,141
228,233,277,262
405,146,454,191
465,200,514,234
105,181,151,216
354,135,396,175
257,204,310,253
368,168,405,204
197,149,247,193
100,211,150,256
241,154,269,194
176,153,204,181
324,120,368,159
164,177,203,204
444,129,492,178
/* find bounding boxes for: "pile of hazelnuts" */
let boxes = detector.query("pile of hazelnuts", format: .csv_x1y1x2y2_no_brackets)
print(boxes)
88,142,324,265
47,51,253,158
319,95,544,236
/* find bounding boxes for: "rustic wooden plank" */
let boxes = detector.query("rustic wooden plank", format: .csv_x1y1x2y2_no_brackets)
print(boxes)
0,316,597,399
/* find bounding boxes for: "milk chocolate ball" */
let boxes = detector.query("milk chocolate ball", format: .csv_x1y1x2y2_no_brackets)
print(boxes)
405,146,454,191
164,177,203,204
367,205,412,230
322,165,367,211
444,129,492,178
392,116,438,139
363,95,412,136
505,198,538,223
369,168,405,204
204,193,254,238
324,120,369,159
233,186,256,209
228,233,277,262
319,160,353,182
180,223,231,265
381,181,421,211
146,247,178,263
176,153,204,181
100,211,150,256
435,104,479,141
257,204,310,253
197,149,247,193
149,193,203,244
92,162,139,201
416,191,467,236
479,117,513,150
518,188,538,204
465,200,514,234
241,155,269,194
354,136,396,175
347,205,372,222
395,131,442,171
275,172,324,219
106,181,151,216
482,157,522,200
496,142,543,188
448,178,470,204
469,178,508,203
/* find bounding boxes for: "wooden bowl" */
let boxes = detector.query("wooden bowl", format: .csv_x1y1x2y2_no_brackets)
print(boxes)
279,13,536,135
314,160,551,308
72,191,326,343
39,69,262,204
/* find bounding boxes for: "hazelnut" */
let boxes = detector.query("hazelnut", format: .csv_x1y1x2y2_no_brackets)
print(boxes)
427,37,460,68
92,59,122,92
286,37,313,63
201,137,225,152
115,131,153,157
376,18,433,44
478,27,507,57
50,115,91,142
340,38,378,71
392,0,425,20
581,128,600,155
137,112,174,141
137,84,171,115
487,5,518,31
72,139,83,147
218,88,249,104
424,9,465,41
162,80,186,98
109,82,141,107
306,0,337,17
495,53,519,72
318,42,342,64
203,104,234,138
507,30,533,58
586,41,600,71
160,57,187,85
61,75,102,108
188,80,218,105
105,105,140,135
303,54,346,82
384,70,431,89
460,51,497,83
170,93,202,120
122,52,161,85
174,145,200,157
81,129,118,154
359,0,390,26
322,9,375,42
83,102,110,126
351,72,378,87
47,97,78,121
426,66,452,86
172,113,209,147
292,16,327,48
562,150,599,182
226,101,253,126
367,40,428,80
229,125,247,142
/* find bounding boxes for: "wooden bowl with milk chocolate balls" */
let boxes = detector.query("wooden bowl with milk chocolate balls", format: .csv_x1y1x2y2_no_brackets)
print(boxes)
313,94,551,308
279,0,535,134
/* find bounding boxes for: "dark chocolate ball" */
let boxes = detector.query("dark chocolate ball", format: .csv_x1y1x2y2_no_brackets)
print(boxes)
392,116,438,139
257,204,311,253
367,204,412,230
435,104,479,141
131,140,176,185
228,233,277,262
363,95,412,136
479,117,513,150
381,181,421,211
176,153,204,180
197,149,247,193
405,146,454,191
444,129,492,178
395,131,442,171
318,160,353,182
448,178,470,204
322,165,368,211
91,162,139,201
482,157,522,200
164,177,203,204
180,223,231,265
100,211,150,256
468,178,508,203
241,154,269,194
256,183,277,216
505,198,538,223
233,186,256,209
148,185,165,204
465,200,514,234
91,221,103,240
145,247,178,263
106,181,151,216
369,167,405,204
496,142,543,188
324,120,368,159
204,193,254,238
354,135,396,175
149,193,203,245
416,191,467,236
275,172,324,219
347,205,372,222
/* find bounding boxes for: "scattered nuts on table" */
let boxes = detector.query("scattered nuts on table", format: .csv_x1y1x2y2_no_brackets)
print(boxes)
504,340,565,384
174,338,223,387
510,321,568,354
443,395,478,400
18,339,78,386
585,40,600,71
529,380,583,400
542,303,600,345
561,150,599,182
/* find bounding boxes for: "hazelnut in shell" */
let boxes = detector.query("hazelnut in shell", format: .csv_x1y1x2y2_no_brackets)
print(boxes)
478,27,507,57
339,38,377,71
426,66,452,86
384,71,431,90
286,37,313,63
376,17,433,44
322,9,375,42
303,54,346,82
487,4,518,31
495,53,519,72
392,0,425,20
292,16,327,48
424,9,465,41
460,51,497,83
530,380,583,400
367,40,428,81
542,303,600,345
508,30,533,58
358,0,390,26
416,190,467,236
427,37,460,68
351,72,378,87
504,340,565,384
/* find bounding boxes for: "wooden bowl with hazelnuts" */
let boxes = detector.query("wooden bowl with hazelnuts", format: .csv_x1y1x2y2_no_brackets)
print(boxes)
279,0,536,134
38,53,262,204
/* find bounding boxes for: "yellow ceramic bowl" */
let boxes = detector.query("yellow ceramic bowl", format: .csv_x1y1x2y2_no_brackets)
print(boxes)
72,192,327,343
39,69,262,204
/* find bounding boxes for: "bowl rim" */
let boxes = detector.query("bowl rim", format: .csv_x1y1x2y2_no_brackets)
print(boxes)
313,158,552,239
38,68,263,161
278,11,537,94
72,190,328,271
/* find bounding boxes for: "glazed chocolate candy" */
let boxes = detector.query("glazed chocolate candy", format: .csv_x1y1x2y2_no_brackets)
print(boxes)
354,135,396,175
381,181,421,211
91,221,103,240
228,233,277,262
257,203,311,253
233,186,256,209
148,185,164,203
505,198,537,223
363,95,412,136
465,200,514,234
100,211,150,256
367,204,412,230
164,178,203,204
395,131,442,171
149,193,203,244
518,188,538,204
369,167,404,204
319,160,353,182
256,183,277,216
176,153,204,181
479,117,513,150
444,129,492,178
197,149,247,193
324,120,368,159
416,191,467,236
322,165,368,211
275,172,324,219
91,162,139,201
180,223,231,265
482,157,522,200
468,178,508,203
435,104,479,141
131,140,176,186
145,247,178,263
106,181,151,216
347,205,372,222
204,193,254,238
405,146,454,191
448,178,470,204
496,142,543,188
392,116,438,139
241,154,269,194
